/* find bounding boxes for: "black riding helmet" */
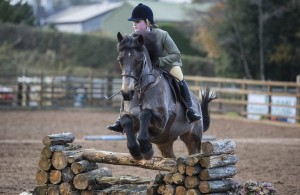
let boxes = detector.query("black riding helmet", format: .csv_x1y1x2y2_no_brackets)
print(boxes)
128,3,154,25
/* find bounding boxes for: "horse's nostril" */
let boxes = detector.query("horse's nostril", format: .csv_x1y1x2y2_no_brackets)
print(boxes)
122,91,134,101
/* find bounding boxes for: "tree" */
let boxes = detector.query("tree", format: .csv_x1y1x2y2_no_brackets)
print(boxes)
194,0,300,81
0,0,34,25
265,2,300,81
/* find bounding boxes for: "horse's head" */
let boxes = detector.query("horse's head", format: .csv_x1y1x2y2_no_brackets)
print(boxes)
117,32,158,101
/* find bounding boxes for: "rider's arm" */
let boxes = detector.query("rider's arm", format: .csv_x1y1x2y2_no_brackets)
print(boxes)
157,30,182,67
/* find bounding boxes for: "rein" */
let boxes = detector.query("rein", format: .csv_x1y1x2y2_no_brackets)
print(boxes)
122,70,162,105
135,71,162,105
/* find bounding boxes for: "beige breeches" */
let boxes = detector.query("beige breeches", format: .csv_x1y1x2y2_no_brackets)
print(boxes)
170,66,183,81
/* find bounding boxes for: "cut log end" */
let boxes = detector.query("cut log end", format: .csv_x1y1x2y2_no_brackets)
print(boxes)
201,139,236,155
50,170,62,184
35,170,49,185
73,174,89,190
42,132,75,146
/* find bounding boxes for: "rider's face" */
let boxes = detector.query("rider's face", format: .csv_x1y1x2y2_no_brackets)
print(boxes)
133,20,148,32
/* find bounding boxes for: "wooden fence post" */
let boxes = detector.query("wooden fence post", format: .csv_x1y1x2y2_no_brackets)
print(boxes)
17,82,23,106
26,83,30,107
50,76,54,107
65,74,71,107
106,76,113,107
88,74,93,107
267,83,271,120
218,82,223,113
296,75,300,123
242,82,247,116
40,73,44,107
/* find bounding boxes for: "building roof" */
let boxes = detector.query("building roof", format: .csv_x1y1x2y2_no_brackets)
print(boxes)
127,0,214,23
46,0,214,24
46,1,123,24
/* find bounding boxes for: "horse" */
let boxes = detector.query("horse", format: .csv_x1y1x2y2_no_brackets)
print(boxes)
116,31,216,160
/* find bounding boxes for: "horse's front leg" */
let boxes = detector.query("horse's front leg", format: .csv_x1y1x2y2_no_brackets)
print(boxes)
120,115,142,160
138,109,154,160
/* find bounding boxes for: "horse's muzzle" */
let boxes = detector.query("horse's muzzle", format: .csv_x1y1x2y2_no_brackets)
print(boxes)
122,90,134,101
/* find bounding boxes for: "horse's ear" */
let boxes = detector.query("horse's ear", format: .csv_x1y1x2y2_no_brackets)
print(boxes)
117,32,123,43
137,34,144,45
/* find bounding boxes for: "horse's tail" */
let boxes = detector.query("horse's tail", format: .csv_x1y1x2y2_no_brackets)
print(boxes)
201,87,217,132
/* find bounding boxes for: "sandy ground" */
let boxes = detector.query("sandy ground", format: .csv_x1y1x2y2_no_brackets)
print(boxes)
0,110,299,195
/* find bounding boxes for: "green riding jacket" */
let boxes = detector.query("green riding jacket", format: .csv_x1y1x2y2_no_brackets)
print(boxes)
152,28,182,71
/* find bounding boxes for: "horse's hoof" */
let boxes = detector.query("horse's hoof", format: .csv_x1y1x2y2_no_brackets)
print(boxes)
142,148,154,160
132,154,143,160
129,149,142,160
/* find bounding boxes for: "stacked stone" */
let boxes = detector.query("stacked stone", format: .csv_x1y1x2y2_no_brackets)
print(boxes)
152,139,238,195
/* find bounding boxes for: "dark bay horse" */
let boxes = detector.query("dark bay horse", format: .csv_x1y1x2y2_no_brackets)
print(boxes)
116,31,216,160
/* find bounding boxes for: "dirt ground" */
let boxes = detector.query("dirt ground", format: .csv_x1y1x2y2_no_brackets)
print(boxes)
0,110,299,195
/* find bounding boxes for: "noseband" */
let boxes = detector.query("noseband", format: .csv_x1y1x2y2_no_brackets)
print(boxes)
120,73,139,82
121,57,162,104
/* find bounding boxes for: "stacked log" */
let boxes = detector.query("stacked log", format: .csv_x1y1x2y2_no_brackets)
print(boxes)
154,139,239,195
35,132,112,194
34,133,153,195
34,133,239,194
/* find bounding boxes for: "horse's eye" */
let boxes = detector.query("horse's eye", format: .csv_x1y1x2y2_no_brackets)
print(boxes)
135,58,143,64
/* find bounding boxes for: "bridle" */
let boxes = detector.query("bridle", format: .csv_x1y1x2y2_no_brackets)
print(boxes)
121,55,162,104
120,73,139,82
120,54,146,83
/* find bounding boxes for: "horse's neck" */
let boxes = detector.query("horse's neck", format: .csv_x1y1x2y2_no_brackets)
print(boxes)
141,51,154,76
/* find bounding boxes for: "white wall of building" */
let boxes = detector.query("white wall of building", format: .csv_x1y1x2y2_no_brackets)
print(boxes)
55,23,83,34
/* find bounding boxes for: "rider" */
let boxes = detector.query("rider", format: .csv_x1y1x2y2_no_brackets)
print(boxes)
107,3,201,132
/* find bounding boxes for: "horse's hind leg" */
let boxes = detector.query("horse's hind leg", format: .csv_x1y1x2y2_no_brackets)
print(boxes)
156,137,177,158
138,109,154,160
180,131,202,155
121,115,142,160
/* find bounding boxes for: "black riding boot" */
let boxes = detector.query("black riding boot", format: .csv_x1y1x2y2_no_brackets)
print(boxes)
107,101,124,133
107,117,123,133
179,80,201,123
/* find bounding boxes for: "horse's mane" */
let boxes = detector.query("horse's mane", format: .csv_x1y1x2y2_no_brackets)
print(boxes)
117,31,159,66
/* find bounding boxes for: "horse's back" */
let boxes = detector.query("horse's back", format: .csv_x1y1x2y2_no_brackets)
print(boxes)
149,72,203,137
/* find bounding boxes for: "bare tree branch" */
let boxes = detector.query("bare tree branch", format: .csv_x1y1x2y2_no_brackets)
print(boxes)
227,4,253,79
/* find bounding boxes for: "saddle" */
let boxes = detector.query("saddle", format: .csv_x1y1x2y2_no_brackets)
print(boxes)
157,68,181,103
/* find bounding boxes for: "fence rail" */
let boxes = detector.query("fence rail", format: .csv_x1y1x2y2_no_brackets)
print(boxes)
186,75,300,123
1,74,299,124
0,74,122,109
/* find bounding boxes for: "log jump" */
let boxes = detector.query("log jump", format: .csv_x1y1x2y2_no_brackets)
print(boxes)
82,149,177,172
34,132,275,195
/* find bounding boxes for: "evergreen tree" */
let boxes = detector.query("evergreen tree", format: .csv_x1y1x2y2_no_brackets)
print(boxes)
0,0,34,25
